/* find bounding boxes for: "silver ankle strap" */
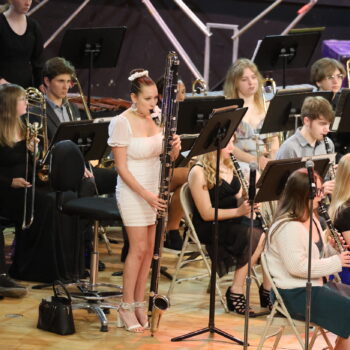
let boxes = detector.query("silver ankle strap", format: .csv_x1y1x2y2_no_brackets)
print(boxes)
134,301,146,308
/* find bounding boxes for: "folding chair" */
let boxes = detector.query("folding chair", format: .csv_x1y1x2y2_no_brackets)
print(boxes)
257,252,334,350
167,183,228,312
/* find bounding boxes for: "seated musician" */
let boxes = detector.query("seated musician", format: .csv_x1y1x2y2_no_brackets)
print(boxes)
276,96,335,195
223,58,279,172
188,137,271,315
42,57,117,271
310,57,345,98
0,84,29,297
0,83,85,284
310,57,349,157
265,168,350,350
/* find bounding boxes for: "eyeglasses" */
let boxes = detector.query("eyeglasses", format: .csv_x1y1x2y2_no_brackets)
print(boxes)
325,74,344,81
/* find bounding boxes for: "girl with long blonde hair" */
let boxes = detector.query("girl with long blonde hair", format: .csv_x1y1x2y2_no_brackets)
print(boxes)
188,139,271,315
224,58,279,172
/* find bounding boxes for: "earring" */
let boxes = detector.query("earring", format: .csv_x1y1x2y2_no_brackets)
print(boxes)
131,102,137,112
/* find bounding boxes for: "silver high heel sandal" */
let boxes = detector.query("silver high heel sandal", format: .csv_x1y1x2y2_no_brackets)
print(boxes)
134,301,149,329
117,302,143,332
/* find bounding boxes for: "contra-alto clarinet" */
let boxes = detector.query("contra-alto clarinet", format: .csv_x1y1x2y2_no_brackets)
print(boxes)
230,153,269,233
148,51,180,336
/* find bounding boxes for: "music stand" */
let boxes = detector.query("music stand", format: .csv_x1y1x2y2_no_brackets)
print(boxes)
172,106,247,344
176,98,243,135
260,91,333,134
45,120,110,163
255,157,330,203
59,26,127,108
333,88,350,132
253,32,322,88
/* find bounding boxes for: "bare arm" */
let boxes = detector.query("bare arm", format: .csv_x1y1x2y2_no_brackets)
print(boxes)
188,165,251,221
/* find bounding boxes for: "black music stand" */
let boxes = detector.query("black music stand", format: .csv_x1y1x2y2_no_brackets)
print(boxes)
59,26,127,108
253,32,322,88
177,98,243,135
255,157,330,203
333,88,350,133
45,120,110,163
260,91,333,135
172,106,247,344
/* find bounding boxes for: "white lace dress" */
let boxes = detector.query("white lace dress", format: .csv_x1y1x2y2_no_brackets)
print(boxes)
108,114,162,226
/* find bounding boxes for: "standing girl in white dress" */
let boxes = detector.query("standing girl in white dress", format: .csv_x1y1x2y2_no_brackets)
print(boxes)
108,69,180,333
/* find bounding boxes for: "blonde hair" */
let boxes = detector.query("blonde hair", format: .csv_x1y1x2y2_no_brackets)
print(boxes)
223,58,265,114
197,150,235,190
329,153,350,221
0,84,26,147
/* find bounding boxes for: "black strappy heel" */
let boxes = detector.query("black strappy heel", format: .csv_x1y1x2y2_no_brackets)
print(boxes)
225,287,255,316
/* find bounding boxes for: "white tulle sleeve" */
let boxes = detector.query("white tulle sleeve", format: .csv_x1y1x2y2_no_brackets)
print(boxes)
107,115,131,147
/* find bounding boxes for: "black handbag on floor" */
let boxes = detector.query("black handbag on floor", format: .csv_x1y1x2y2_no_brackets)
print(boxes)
37,280,75,335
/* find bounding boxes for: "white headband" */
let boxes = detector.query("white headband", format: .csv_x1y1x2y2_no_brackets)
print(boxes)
128,70,149,82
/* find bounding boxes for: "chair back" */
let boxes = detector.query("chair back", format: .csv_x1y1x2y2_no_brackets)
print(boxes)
261,251,295,318
50,140,85,192
180,182,196,231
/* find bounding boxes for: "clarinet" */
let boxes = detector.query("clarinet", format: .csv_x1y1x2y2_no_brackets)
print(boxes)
148,51,180,335
320,135,348,253
229,153,269,233
324,135,336,179
318,202,346,253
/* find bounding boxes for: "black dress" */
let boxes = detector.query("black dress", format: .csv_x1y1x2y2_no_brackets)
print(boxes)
192,170,262,277
0,140,85,283
0,14,44,88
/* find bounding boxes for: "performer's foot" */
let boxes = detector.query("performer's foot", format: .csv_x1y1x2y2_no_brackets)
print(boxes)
117,302,144,333
0,274,27,298
134,301,149,329
226,287,255,316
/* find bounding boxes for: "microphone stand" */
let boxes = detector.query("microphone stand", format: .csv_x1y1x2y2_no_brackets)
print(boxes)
305,164,316,350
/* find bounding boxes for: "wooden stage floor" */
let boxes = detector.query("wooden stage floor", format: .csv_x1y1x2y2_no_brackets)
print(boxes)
0,228,336,350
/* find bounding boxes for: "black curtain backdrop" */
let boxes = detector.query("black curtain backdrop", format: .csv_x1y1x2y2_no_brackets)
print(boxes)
1,0,349,99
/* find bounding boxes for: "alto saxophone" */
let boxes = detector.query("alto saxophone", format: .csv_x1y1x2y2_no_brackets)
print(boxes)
148,51,180,336
230,153,269,233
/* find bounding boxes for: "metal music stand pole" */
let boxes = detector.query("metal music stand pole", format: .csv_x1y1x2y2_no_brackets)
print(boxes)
171,105,247,344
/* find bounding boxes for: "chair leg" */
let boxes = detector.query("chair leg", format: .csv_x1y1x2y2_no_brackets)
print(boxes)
99,226,113,255
90,220,100,289
272,326,285,350
167,234,190,299
257,305,278,350
319,328,334,350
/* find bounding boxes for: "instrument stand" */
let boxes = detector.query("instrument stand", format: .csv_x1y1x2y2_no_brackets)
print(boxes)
172,106,247,344
59,26,127,108
252,32,322,88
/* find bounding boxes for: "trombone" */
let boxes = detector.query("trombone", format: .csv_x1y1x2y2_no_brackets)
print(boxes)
191,78,207,95
22,88,47,229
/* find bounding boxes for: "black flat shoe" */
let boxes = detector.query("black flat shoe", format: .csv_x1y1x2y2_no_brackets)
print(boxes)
225,287,255,316
259,284,272,309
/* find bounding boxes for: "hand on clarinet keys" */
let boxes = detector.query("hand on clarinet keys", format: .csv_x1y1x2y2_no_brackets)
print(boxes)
144,191,167,211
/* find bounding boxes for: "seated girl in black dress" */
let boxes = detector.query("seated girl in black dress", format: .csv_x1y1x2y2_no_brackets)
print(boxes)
188,137,271,315
0,83,85,283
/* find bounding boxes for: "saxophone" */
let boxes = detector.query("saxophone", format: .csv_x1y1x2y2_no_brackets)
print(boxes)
230,153,269,233
148,51,180,336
